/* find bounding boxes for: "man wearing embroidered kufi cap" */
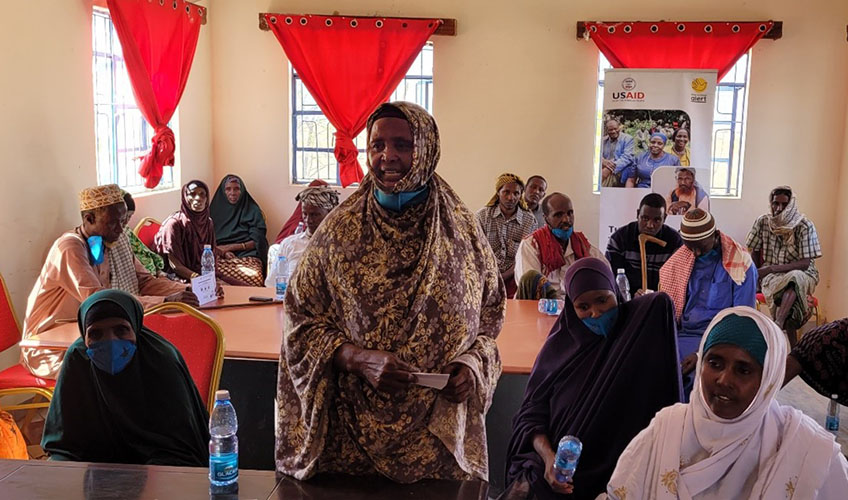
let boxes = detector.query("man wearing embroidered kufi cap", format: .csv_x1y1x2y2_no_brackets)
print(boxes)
22,184,195,379
658,208,758,399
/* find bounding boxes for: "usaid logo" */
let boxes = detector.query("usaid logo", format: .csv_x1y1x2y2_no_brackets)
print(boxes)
611,91,646,101
621,78,637,91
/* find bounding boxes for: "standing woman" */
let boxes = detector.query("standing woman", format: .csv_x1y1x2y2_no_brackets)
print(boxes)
210,174,268,283
154,180,251,287
623,133,680,189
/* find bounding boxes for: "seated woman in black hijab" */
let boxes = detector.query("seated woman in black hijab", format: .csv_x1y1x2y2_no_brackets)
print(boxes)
502,258,682,500
41,289,209,466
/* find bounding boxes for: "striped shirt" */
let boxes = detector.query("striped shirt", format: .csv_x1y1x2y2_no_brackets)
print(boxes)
605,222,683,293
476,205,536,273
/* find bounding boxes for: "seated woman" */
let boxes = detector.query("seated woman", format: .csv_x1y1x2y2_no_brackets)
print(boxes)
265,184,339,286
272,178,329,245
154,180,252,286
503,258,682,500
605,307,848,499
122,191,166,276
622,133,680,189
210,174,268,286
41,290,209,466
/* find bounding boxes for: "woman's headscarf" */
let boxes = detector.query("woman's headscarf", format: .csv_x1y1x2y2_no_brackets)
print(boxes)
563,257,615,300
42,290,210,466
767,185,805,247
606,306,842,499
154,180,215,272
651,132,668,144
275,101,505,482
274,179,328,244
484,173,529,210
210,174,268,268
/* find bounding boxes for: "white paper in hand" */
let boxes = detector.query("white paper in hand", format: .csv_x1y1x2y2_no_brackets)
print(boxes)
190,273,217,305
413,372,450,390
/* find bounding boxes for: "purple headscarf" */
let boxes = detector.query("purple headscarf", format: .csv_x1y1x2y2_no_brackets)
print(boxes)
564,258,615,300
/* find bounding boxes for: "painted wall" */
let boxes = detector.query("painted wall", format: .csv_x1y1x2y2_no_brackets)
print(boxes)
0,0,213,367
210,0,848,318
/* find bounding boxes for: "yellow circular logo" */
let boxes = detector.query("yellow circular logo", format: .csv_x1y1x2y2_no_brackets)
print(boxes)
691,78,708,93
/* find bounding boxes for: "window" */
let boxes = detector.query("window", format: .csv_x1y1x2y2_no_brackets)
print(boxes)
291,43,434,185
593,53,751,197
92,8,176,192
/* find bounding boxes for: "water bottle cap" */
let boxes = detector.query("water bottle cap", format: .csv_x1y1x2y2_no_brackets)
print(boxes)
204,244,212,249
278,255,287,261
215,390,230,401
833,394,839,399
617,268,626,274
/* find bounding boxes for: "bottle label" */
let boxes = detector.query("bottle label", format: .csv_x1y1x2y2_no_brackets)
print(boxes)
210,452,238,483
276,282,287,297
826,416,839,432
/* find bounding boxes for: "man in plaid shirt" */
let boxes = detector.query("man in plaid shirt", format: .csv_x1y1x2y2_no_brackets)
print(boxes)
746,186,821,347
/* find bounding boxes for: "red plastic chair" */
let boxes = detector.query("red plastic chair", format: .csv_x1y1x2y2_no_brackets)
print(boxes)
756,292,820,327
143,302,224,413
133,217,162,250
0,273,55,412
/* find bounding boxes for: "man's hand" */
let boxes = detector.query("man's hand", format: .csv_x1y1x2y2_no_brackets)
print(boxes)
681,353,698,376
441,363,475,403
758,265,773,280
164,290,200,308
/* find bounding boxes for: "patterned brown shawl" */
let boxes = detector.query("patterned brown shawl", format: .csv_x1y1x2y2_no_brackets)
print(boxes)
275,102,505,483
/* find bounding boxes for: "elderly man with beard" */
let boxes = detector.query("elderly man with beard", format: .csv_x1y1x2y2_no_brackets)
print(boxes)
667,167,710,215
746,186,822,347
606,193,683,297
521,175,548,228
600,119,635,187
515,192,605,298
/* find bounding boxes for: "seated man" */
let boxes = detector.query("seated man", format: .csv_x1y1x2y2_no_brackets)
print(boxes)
515,193,604,298
746,186,821,347
659,209,757,398
667,167,710,215
606,193,683,296
42,290,209,466
521,175,547,229
22,184,197,379
266,184,339,286
476,173,537,298
600,119,635,187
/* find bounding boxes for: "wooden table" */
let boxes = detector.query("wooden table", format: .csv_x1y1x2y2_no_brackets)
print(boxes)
0,460,488,499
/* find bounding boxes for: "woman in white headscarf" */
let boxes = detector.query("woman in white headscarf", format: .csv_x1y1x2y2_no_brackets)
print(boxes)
604,306,847,499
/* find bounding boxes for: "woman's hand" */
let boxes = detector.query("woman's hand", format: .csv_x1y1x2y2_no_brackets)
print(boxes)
215,281,225,298
543,454,575,495
223,251,237,260
441,363,474,403
334,344,416,394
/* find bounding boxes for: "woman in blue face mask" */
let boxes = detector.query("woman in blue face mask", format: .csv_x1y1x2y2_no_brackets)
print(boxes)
41,290,209,466
503,258,683,500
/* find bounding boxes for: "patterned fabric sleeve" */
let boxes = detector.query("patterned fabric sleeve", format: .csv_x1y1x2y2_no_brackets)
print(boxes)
745,216,764,251
797,220,822,259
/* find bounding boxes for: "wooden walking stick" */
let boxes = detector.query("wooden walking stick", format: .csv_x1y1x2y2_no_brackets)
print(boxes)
638,233,667,291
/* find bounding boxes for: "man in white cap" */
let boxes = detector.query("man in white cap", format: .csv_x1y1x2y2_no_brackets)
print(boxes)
22,184,196,379
658,209,757,398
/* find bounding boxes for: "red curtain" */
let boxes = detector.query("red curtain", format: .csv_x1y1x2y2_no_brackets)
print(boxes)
265,14,439,187
585,22,773,81
106,0,203,188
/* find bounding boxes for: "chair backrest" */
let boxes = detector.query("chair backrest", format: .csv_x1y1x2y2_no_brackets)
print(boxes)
143,303,224,413
0,273,22,353
134,217,162,250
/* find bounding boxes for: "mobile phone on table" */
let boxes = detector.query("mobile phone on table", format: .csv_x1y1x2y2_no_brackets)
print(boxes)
248,296,274,303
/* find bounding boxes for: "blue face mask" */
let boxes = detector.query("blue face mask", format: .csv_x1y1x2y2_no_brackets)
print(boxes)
86,339,136,375
87,235,105,265
551,227,573,241
581,306,619,337
373,186,429,212
697,248,719,261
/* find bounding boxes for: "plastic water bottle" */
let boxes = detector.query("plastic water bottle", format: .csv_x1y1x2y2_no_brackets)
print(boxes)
538,298,564,316
201,244,215,276
826,394,840,434
294,221,306,235
552,435,583,483
209,390,238,488
616,269,631,302
274,256,289,301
